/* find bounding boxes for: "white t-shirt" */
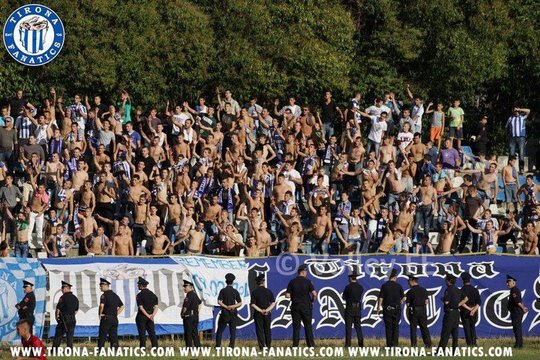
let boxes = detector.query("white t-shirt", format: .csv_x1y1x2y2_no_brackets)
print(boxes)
283,169,302,194
368,116,387,143
366,105,391,117
397,131,413,149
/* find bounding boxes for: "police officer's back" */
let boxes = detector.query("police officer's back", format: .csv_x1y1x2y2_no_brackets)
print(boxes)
342,270,364,347
506,274,528,348
250,274,275,349
437,274,463,350
285,264,316,347
53,281,79,348
136,277,158,348
377,269,405,347
216,273,242,347
16,280,36,327
182,279,201,347
459,272,481,346
98,278,124,349
406,275,431,347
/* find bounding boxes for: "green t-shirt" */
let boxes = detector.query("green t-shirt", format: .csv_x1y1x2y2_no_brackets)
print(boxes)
447,107,464,128
117,99,132,124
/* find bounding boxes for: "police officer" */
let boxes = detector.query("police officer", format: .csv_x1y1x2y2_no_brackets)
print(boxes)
250,274,275,349
506,274,528,348
16,280,36,331
406,275,431,347
53,281,79,348
136,277,158,348
438,274,467,351
342,269,364,347
459,272,481,346
376,268,405,347
182,279,201,347
285,264,316,347
216,273,242,347
98,278,124,349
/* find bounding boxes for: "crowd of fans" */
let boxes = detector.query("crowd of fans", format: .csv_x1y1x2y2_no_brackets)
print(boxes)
0,86,537,258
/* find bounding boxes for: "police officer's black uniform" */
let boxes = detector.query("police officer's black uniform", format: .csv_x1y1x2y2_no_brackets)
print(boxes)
438,274,461,350
507,275,526,348
16,280,36,331
135,277,158,348
53,281,79,348
98,278,124,349
406,275,431,347
342,270,364,347
216,273,242,347
286,264,316,347
378,269,404,347
182,279,201,347
250,274,275,349
460,272,481,346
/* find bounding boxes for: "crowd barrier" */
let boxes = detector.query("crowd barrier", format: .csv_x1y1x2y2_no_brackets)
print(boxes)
1,254,540,344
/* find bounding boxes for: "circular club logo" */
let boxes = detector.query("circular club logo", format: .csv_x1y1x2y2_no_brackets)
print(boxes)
3,4,64,66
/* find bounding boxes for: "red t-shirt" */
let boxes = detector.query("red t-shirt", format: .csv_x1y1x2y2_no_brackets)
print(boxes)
21,335,47,360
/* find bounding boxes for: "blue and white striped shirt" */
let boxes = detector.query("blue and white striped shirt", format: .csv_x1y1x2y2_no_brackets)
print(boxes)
15,116,32,139
506,115,527,137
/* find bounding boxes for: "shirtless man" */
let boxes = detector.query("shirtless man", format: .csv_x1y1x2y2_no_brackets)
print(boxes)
437,221,457,254
150,226,170,255
145,204,161,241
79,181,95,214
185,222,205,254
337,207,366,254
94,172,116,221
272,174,292,203
112,224,134,256
348,136,365,168
55,180,74,225
93,144,111,174
502,156,519,211
86,226,110,255
378,226,399,253
45,152,65,185
406,132,427,169
14,211,30,257
414,176,438,240
465,219,513,254
311,205,332,254
220,224,243,256
77,208,97,255
44,224,74,258
149,136,166,164
72,159,89,192
251,221,273,256
286,222,303,253
394,202,416,246
384,160,404,212
521,222,539,255
378,137,396,166
128,175,151,209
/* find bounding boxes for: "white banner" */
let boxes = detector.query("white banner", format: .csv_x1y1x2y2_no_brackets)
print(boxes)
41,258,214,336
170,256,251,306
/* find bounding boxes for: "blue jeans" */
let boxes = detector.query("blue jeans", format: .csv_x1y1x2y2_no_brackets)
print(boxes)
366,140,381,157
15,242,29,258
509,136,525,169
415,205,433,237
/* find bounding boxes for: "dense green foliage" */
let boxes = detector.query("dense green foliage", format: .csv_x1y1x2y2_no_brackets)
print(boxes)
1,0,539,151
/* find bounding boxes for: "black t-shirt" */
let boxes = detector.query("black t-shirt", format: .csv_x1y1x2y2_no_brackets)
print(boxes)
379,281,404,307
136,288,158,314
11,97,28,116
321,100,339,123
406,285,428,307
57,292,79,315
442,285,461,310
100,290,124,316
463,196,483,219
286,276,315,306
342,282,364,307
250,286,276,309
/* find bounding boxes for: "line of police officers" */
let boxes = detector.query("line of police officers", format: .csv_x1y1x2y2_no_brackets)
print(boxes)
17,267,528,349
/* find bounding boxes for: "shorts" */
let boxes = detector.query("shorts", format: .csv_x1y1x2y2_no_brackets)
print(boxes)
504,183,518,203
430,127,443,142
449,127,463,140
